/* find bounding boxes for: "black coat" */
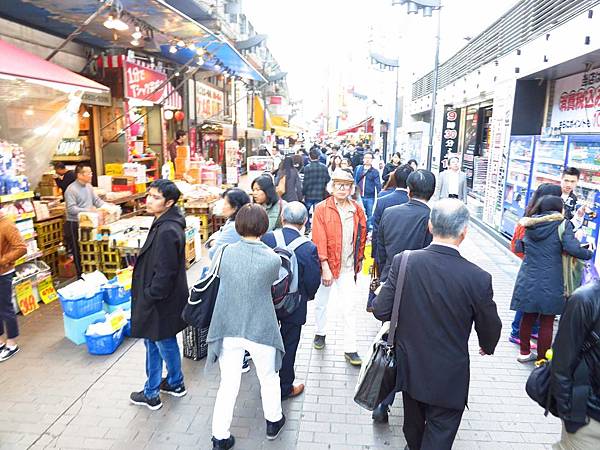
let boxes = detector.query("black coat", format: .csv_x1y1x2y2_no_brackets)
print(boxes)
377,199,433,282
275,169,303,202
371,189,409,266
381,162,397,183
373,245,502,410
131,207,189,341
551,280,600,427
510,213,593,316
262,227,321,325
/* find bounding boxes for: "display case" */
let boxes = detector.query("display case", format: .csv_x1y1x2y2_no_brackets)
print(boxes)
530,136,568,191
501,136,535,236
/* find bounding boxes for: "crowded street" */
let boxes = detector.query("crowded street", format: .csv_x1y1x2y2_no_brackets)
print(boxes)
0,225,561,450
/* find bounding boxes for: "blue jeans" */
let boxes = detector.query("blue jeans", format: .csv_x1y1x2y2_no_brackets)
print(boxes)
304,199,321,230
144,337,184,398
363,197,375,231
511,311,540,338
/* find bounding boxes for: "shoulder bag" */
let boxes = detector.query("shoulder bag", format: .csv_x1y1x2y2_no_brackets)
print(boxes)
181,244,228,329
558,220,586,297
354,251,410,411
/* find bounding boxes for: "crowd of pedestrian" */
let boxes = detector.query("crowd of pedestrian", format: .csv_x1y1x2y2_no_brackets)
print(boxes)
1,144,599,449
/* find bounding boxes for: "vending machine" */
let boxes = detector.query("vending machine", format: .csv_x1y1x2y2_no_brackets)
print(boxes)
530,136,568,192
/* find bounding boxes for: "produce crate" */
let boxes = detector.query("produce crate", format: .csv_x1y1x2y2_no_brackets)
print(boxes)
182,326,209,360
79,240,99,273
212,215,227,233
59,291,104,319
41,248,59,276
35,218,63,249
185,239,196,269
85,322,125,355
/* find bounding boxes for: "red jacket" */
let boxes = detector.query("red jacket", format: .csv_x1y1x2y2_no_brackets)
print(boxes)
312,196,367,279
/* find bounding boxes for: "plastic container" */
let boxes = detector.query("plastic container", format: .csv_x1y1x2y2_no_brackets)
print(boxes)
59,291,104,319
102,281,131,305
63,311,106,345
85,320,125,355
124,319,131,337
103,300,131,313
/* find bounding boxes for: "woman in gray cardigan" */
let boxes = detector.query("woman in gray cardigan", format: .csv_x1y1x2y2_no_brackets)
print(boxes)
207,204,285,449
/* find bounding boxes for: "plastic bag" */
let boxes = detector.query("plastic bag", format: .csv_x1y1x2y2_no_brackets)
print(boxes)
582,263,600,287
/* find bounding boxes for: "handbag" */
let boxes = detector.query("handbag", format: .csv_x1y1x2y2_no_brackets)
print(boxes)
276,175,286,196
369,260,381,293
354,251,410,411
181,244,228,329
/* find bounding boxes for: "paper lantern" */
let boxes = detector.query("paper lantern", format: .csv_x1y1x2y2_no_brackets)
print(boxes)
174,111,185,121
164,109,174,120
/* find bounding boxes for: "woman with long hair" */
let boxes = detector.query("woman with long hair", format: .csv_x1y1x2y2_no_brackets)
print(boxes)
328,155,343,175
382,152,401,184
251,174,284,231
274,156,303,202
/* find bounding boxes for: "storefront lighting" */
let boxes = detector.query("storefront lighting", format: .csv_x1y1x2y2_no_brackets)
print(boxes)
132,27,142,40
169,44,177,54
24,108,34,116
164,109,174,120
82,109,91,118
196,47,205,57
103,14,129,31
131,38,141,47
175,71,180,77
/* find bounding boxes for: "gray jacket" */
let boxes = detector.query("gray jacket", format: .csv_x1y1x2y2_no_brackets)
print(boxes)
434,169,467,203
206,239,284,369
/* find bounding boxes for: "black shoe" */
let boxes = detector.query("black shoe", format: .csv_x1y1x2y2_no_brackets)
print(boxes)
266,415,286,440
212,435,235,449
242,352,251,373
0,346,19,362
344,352,362,366
159,379,187,397
372,403,389,423
129,391,162,410
313,335,326,350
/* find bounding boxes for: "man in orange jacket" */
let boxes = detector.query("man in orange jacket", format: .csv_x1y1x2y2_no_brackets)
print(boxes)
312,169,367,366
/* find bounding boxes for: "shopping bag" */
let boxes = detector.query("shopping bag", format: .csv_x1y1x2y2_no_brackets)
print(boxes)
582,263,600,287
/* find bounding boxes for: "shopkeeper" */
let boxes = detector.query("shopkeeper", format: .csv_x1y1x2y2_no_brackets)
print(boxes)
167,129,187,162
53,162,76,195
64,163,105,276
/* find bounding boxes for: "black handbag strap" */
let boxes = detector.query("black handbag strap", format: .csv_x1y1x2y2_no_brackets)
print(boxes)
387,251,411,347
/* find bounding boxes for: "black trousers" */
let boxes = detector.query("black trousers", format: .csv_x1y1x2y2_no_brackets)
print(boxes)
65,221,82,276
279,321,302,397
402,392,464,450
0,273,18,339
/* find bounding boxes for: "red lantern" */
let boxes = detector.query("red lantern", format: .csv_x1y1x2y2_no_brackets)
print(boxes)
174,110,185,122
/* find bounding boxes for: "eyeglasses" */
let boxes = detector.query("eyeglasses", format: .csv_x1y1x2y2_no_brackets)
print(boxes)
333,183,352,191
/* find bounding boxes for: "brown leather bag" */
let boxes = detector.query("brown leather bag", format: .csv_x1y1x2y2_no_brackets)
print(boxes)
276,175,286,196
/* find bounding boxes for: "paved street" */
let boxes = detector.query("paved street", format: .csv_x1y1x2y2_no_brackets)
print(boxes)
0,224,561,450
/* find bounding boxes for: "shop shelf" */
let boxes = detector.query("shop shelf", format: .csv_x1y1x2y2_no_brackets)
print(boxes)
60,291,104,319
0,191,34,203
569,162,599,171
15,251,43,267
52,155,90,162
85,321,125,355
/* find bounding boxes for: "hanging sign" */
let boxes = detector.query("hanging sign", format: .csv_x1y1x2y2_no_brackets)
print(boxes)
124,61,167,104
192,81,224,121
225,140,240,185
15,280,38,316
38,276,58,304
439,106,461,169
551,70,600,134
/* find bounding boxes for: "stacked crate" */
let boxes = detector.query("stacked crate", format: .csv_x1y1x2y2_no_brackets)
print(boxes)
212,215,227,234
35,218,63,276
79,239,100,274
99,240,123,279
185,205,212,242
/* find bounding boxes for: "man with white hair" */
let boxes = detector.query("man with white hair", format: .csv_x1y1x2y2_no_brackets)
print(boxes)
434,156,467,203
262,202,321,399
373,199,502,450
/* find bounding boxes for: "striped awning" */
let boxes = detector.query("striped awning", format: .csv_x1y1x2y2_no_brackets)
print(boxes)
96,55,183,110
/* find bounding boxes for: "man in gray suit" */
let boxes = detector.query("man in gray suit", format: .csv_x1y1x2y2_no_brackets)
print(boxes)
434,156,467,203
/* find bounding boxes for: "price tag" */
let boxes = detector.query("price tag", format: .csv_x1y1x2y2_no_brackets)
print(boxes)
116,267,133,291
15,280,38,316
38,276,58,304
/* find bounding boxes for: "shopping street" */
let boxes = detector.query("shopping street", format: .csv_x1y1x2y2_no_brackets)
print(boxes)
0,224,562,450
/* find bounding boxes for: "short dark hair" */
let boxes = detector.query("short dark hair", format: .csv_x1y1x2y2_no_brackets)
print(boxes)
363,151,373,158
536,195,564,214
309,148,320,160
75,163,92,174
252,174,279,207
175,129,187,139
407,170,436,200
407,159,418,167
149,179,181,205
235,204,269,237
223,188,251,220
562,167,580,179
53,162,66,170
394,164,414,189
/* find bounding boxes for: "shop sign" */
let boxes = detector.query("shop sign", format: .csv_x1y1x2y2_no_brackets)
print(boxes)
551,70,600,133
15,280,38,316
124,61,167,104
193,82,224,121
38,276,58,304
439,106,461,169
82,90,112,107
225,140,240,185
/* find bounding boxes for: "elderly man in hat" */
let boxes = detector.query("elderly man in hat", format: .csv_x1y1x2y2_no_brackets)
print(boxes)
311,169,367,366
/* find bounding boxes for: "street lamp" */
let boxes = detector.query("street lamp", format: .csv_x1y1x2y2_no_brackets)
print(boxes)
392,0,441,171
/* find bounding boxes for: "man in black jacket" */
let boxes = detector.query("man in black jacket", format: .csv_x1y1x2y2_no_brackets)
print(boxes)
373,199,502,450
551,280,600,448
302,149,330,232
130,180,189,410
262,202,321,400
377,170,436,283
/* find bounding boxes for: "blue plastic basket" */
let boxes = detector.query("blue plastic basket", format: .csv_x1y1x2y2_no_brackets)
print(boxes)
59,291,104,319
85,320,125,355
102,282,131,305
124,319,131,337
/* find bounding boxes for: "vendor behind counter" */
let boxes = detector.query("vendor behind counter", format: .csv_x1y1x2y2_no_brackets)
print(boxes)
53,162,76,195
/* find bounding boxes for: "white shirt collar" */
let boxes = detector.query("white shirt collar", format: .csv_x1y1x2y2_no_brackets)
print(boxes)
431,241,461,253
395,188,408,192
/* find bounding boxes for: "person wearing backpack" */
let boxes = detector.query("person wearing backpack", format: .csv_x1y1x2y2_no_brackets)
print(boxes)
262,202,321,400
551,280,600,449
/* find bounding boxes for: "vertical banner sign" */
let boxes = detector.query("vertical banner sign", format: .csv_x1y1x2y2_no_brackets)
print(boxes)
462,106,479,188
439,106,461,170
15,280,38,316
225,140,240,185
38,276,58,304
483,79,517,227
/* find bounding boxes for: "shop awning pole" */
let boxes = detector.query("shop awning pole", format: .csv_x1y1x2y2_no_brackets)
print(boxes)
45,0,112,61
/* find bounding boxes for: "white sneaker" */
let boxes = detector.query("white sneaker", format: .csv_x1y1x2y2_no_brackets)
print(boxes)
0,346,19,362
517,353,537,363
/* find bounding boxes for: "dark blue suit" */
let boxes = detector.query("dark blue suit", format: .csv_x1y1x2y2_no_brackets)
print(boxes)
371,189,410,266
262,227,321,396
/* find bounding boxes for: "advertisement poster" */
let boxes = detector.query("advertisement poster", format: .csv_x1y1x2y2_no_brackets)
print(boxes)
192,81,224,121
462,106,479,188
225,140,240,185
124,61,167,103
247,156,274,181
439,106,461,170
551,70,600,134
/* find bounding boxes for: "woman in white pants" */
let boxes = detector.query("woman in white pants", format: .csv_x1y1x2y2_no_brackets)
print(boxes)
206,204,286,450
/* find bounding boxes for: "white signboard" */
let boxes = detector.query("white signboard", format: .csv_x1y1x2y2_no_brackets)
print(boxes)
551,70,600,134
225,140,239,185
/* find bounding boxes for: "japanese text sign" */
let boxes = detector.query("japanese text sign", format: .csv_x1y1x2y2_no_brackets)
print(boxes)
551,70,600,133
15,280,38,316
124,61,167,104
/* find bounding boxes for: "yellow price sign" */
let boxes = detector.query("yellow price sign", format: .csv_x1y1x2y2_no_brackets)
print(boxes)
38,276,58,304
15,280,39,316
116,267,133,291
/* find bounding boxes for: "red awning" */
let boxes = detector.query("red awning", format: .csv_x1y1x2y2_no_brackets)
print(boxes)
0,38,109,93
336,116,374,136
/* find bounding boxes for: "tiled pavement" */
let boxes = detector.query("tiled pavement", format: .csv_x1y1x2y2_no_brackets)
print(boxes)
0,224,561,450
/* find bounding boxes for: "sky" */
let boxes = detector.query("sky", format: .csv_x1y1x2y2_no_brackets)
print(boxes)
245,0,521,122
